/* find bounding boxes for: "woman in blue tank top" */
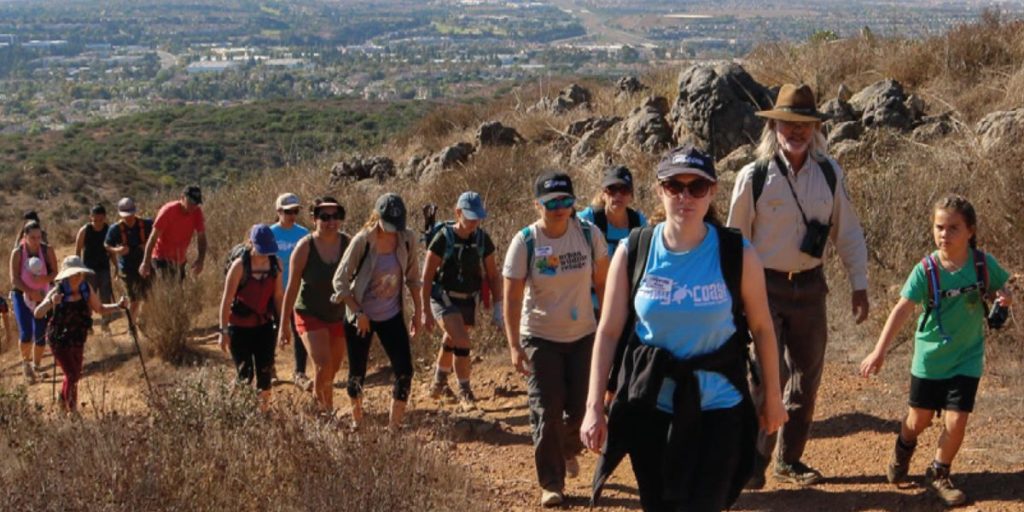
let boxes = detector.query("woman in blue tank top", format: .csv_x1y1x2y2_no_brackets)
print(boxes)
582,146,788,511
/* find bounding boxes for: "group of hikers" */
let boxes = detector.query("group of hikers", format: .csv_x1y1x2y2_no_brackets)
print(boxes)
5,84,1013,511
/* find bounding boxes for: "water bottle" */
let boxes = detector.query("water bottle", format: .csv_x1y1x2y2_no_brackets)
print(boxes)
987,303,1009,329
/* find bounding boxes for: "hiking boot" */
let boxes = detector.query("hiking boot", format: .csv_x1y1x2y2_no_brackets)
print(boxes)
540,489,563,507
22,361,36,384
773,460,824,486
887,437,916,484
429,381,457,402
565,456,579,478
294,372,313,392
745,452,770,490
925,464,967,506
457,387,478,410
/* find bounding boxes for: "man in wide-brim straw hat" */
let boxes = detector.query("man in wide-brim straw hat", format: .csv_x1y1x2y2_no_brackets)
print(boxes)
726,83,870,488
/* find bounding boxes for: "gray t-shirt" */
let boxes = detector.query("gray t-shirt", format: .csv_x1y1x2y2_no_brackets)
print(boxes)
503,219,607,343
363,252,402,322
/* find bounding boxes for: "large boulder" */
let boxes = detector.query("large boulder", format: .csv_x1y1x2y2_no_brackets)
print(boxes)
718,144,756,174
616,75,648,96
821,98,857,124
532,83,592,114
849,79,912,130
567,116,621,137
976,108,1024,152
404,142,476,179
476,121,523,147
616,96,674,154
329,155,396,184
670,62,773,159
827,121,863,145
912,114,955,143
567,116,621,163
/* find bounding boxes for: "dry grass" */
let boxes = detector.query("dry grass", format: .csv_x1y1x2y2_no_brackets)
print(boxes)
0,369,475,512
142,273,204,364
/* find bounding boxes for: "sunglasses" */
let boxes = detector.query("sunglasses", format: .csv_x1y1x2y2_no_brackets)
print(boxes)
605,184,632,196
281,209,299,216
659,178,713,198
541,196,576,211
317,212,342,221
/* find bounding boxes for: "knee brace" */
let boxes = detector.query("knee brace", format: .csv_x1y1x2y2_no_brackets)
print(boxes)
452,347,471,358
394,374,412,402
347,376,364,399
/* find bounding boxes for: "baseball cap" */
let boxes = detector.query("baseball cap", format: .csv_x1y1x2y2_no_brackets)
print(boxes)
90,204,107,215
656,145,717,182
183,185,203,205
534,170,575,203
249,224,278,255
117,197,137,217
456,191,487,220
375,193,407,232
275,193,301,211
601,165,634,189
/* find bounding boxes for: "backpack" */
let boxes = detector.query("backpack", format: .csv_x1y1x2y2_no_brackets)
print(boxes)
59,279,91,302
592,207,642,237
609,224,751,391
428,222,487,282
751,156,837,205
920,249,990,340
224,244,279,291
118,219,147,248
521,219,595,279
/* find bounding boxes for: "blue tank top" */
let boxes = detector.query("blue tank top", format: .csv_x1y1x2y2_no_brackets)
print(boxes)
633,223,744,412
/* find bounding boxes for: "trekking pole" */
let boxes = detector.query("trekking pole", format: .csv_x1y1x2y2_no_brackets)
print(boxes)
120,297,154,398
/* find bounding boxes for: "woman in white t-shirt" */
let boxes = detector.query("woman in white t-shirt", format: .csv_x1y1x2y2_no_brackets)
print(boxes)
502,170,609,507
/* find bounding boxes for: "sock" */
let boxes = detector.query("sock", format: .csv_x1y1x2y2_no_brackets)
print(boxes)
435,367,451,384
932,460,951,471
458,379,471,393
896,435,917,450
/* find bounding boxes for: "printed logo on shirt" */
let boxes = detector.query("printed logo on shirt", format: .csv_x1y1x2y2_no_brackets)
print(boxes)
638,274,728,307
534,250,588,276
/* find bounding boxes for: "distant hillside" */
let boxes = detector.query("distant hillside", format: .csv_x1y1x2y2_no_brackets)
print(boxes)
0,99,427,224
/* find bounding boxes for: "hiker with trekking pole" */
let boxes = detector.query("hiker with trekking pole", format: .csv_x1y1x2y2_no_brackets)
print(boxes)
503,171,609,507
332,193,422,431
279,197,351,414
33,256,126,413
220,224,284,412
860,194,1012,507
420,191,503,409
583,146,787,512
9,220,57,383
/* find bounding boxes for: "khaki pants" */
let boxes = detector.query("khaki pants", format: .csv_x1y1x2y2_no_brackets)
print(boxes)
753,267,829,465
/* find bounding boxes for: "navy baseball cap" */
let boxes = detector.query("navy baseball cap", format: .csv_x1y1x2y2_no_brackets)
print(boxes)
375,193,407,232
534,170,575,203
656,145,717,182
601,165,634,189
456,191,487,220
183,184,203,205
249,224,278,255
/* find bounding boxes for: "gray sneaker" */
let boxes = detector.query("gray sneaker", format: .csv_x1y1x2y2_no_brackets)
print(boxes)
925,464,967,506
773,460,823,486
429,381,457,402
540,490,563,507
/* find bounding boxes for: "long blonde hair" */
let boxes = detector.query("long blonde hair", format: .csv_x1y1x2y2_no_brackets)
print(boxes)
754,119,830,162
362,211,381,233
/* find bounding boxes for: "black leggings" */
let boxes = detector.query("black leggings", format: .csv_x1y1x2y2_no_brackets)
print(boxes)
628,405,743,512
346,313,413,401
228,323,276,391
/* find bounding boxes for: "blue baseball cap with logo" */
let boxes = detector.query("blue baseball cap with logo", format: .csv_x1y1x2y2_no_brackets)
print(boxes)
656,145,717,182
456,191,487,220
249,224,278,255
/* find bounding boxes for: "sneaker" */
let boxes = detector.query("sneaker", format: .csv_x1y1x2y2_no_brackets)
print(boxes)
887,437,916,484
565,456,579,478
925,464,967,506
745,453,770,490
22,361,36,384
540,489,563,507
294,372,313,392
773,460,824,486
429,381,457,402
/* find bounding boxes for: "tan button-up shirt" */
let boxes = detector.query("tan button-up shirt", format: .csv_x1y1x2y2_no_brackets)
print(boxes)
727,152,868,291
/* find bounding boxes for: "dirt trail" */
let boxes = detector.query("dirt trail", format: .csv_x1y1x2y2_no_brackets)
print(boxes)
2,316,1022,512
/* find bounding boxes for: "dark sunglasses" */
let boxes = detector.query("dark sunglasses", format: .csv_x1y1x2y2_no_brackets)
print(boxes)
281,209,299,216
659,178,713,198
317,212,342,221
541,196,576,211
605,184,633,196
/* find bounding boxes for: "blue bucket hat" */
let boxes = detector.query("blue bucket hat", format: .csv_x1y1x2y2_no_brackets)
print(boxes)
249,224,278,255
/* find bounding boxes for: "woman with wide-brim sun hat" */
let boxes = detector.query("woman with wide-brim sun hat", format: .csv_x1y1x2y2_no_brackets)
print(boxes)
34,255,125,413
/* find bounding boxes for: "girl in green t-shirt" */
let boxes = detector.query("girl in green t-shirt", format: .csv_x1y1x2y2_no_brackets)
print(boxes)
860,194,1012,507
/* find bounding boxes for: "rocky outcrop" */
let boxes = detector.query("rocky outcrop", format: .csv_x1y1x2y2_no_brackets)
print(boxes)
329,155,396,184
976,108,1024,152
670,63,773,159
566,116,622,163
476,121,523,147
616,75,647,96
827,121,863,145
402,142,475,179
849,79,913,130
532,83,592,114
617,96,674,154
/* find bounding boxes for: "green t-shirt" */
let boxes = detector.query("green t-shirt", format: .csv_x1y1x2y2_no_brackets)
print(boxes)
900,251,1009,379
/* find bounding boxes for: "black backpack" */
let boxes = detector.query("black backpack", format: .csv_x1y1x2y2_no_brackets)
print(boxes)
224,244,279,291
751,156,836,204
592,207,642,237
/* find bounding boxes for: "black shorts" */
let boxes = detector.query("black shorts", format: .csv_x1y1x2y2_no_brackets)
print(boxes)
123,271,152,301
909,375,980,413
429,291,476,327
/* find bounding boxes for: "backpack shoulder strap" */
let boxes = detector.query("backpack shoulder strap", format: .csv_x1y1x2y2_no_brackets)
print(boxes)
973,249,989,294
923,255,941,310
626,208,641,229
475,227,486,259
521,226,535,276
442,222,457,261
714,225,747,333
238,249,253,290
627,226,656,297
580,219,595,263
817,157,837,196
593,208,608,234
752,159,771,205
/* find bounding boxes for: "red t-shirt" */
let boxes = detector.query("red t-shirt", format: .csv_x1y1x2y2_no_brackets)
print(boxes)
152,200,205,264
